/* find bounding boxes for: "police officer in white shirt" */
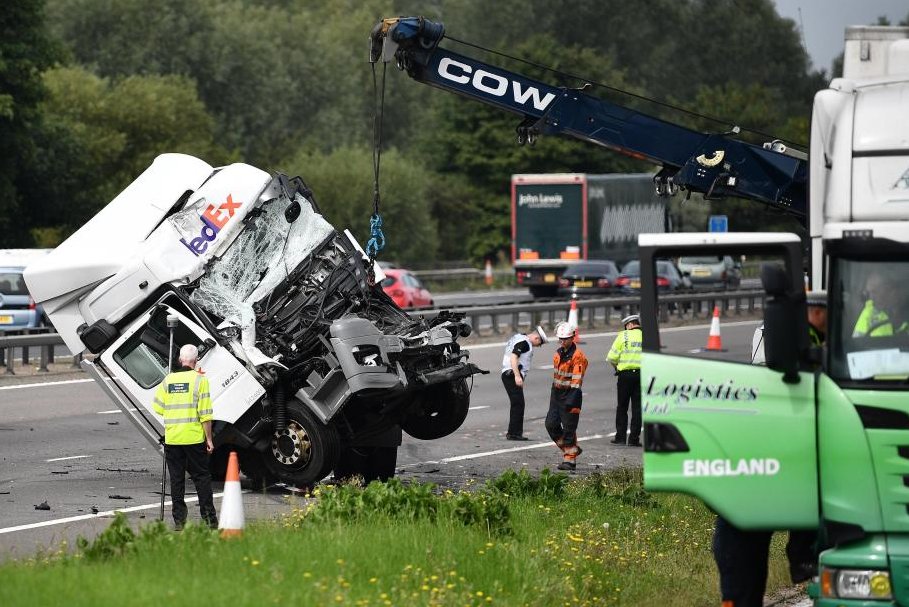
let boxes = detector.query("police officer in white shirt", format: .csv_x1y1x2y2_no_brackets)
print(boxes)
501,326,547,440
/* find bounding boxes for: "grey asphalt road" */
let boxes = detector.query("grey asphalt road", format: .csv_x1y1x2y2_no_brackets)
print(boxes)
0,319,761,560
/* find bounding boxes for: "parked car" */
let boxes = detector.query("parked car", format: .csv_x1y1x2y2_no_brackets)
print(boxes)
677,255,742,290
557,260,620,297
616,259,691,294
380,268,434,309
0,249,51,330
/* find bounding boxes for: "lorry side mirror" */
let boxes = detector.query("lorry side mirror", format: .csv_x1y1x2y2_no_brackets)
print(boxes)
761,263,805,383
284,200,301,223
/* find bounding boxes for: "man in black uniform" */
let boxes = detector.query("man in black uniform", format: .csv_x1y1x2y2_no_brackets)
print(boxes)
712,291,826,606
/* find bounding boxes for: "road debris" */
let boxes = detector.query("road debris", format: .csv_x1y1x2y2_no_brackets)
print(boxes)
108,494,132,500
34,500,50,510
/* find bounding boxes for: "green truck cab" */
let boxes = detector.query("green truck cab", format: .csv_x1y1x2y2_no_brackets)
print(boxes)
642,26,909,604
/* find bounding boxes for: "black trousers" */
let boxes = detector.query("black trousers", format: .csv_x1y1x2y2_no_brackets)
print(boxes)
713,516,819,606
615,369,642,442
501,371,526,436
545,388,582,450
713,516,772,607
165,442,217,528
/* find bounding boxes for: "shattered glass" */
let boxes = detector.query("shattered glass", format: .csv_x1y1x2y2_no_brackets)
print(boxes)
191,191,334,326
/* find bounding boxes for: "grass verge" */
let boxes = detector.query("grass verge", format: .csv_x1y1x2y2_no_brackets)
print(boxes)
0,468,792,606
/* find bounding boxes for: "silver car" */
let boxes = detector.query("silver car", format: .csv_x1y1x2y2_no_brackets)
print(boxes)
676,255,742,290
0,250,51,330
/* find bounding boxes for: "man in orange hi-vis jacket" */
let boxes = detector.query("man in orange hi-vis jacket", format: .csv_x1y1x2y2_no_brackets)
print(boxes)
545,321,589,471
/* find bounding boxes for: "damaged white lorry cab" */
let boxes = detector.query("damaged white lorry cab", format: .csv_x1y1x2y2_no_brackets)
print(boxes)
24,154,482,486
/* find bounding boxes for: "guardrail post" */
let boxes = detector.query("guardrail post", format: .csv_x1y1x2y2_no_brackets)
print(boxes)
72,352,82,369
38,344,50,373
48,341,55,364
5,348,14,375
0,345,4,368
21,345,29,366
659,302,669,323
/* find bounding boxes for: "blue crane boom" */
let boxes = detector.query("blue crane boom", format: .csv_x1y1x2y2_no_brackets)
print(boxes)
369,17,808,223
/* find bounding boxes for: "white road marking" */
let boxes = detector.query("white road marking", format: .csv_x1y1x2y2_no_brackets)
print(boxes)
96,409,134,415
402,433,610,468
46,455,91,462
0,378,93,391
468,405,489,410
0,492,232,536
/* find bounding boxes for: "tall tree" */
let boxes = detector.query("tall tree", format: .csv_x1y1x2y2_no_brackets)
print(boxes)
0,0,60,245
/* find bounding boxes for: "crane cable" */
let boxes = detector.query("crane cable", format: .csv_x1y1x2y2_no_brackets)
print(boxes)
444,35,808,150
367,60,388,278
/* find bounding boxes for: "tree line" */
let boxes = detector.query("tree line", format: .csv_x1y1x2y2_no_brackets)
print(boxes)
5,0,901,264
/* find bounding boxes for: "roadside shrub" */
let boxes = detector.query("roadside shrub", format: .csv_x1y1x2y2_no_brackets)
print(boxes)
485,467,568,498
450,490,512,536
76,512,136,561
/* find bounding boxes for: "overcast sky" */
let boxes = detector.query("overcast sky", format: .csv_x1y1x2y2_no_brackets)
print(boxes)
772,0,909,72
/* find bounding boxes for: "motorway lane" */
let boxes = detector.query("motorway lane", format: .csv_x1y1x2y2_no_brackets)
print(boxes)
0,319,761,558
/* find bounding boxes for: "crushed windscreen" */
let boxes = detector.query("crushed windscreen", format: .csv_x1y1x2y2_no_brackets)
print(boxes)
191,190,334,326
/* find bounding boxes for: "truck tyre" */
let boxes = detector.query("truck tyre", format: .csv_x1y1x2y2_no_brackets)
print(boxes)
238,449,277,490
263,399,340,487
333,446,398,484
401,379,470,440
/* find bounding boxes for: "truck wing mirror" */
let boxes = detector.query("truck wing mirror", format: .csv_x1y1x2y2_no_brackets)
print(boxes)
760,263,806,383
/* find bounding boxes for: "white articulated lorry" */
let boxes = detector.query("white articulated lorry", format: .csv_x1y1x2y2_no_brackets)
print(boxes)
24,154,482,486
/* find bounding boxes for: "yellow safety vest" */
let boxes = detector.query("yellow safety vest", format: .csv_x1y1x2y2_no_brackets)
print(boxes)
152,369,213,445
607,327,643,371
852,301,894,337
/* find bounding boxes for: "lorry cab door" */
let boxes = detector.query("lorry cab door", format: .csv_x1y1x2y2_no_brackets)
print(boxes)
643,354,818,529
639,234,818,531
100,303,264,430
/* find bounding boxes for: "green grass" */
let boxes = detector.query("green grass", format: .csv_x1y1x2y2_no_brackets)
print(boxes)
0,468,793,606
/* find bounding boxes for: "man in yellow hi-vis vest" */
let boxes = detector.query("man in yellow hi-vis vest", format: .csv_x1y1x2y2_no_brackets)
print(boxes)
853,273,908,337
607,314,643,446
153,344,217,529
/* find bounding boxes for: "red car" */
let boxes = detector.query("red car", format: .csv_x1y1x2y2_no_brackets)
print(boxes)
380,268,434,309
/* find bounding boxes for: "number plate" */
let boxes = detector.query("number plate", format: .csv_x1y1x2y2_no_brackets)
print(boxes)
574,280,593,287
630,280,641,289
0,315,13,325
692,268,711,277
544,273,556,283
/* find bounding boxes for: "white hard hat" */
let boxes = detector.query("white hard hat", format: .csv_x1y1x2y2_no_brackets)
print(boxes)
535,325,548,344
555,321,575,340
621,314,640,326
806,290,827,308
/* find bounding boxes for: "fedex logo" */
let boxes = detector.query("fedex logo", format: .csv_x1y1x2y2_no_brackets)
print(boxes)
179,194,242,256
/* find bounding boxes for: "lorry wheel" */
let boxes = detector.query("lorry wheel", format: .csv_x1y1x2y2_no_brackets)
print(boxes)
333,446,398,484
263,400,340,487
401,379,470,440
238,450,277,490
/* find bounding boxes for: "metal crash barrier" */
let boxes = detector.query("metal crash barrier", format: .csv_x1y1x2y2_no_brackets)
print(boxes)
0,289,764,375
0,329,80,375
408,289,765,338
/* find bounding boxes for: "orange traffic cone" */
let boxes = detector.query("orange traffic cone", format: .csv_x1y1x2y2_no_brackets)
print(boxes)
567,296,581,343
218,451,245,538
484,259,494,286
706,306,725,351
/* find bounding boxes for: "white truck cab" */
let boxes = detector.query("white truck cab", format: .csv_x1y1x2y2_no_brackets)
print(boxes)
25,154,481,485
